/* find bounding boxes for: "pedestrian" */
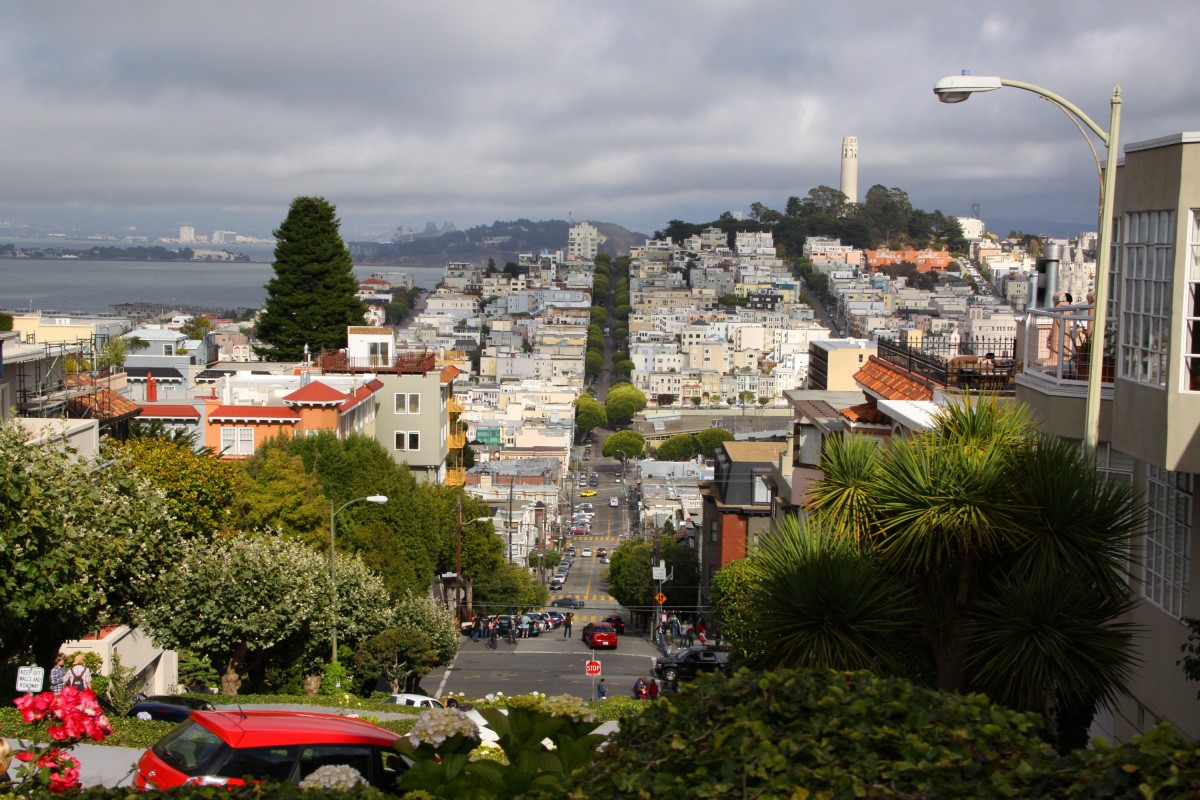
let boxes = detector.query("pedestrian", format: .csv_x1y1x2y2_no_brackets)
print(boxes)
488,619,498,649
633,677,647,699
471,616,480,643
563,612,573,638
49,653,67,694
596,678,607,700
64,654,91,690
648,678,659,699
0,738,12,786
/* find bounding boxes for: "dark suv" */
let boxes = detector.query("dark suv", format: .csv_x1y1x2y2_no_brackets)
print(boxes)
653,645,733,683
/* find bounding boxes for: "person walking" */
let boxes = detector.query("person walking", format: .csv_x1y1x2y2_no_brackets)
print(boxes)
488,618,498,649
563,612,573,638
49,653,67,694
64,654,91,690
596,678,607,700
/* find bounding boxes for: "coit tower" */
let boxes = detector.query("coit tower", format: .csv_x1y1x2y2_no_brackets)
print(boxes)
840,136,859,204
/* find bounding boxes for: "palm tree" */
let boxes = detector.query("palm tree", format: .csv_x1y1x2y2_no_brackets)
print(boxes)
743,513,915,673
746,396,1143,751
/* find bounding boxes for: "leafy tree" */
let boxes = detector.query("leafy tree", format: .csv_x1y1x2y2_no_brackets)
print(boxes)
613,359,635,381
655,434,696,462
601,430,645,461
584,350,603,377
178,315,213,340
695,427,734,458
255,196,366,360
0,420,189,669
574,395,607,437
590,307,608,326
106,436,241,535
141,533,388,694
350,590,458,695
232,445,329,543
605,384,646,424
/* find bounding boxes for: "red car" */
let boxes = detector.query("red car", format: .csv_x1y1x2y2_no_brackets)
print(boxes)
582,622,618,649
134,710,404,790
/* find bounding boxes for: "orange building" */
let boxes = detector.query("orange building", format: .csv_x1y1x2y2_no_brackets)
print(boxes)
204,378,383,458
865,248,954,273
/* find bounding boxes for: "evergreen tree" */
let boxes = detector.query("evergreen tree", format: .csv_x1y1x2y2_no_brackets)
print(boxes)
255,196,366,360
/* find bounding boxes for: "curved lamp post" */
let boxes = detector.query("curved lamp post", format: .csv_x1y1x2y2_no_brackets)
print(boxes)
933,72,1122,454
330,494,388,663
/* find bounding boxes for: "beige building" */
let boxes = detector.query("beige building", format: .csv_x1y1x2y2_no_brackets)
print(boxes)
806,339,877,390
1015,131,1200,742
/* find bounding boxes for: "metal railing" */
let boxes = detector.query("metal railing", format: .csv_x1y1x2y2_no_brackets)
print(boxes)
1018,304,1112,388
875,335,1018,392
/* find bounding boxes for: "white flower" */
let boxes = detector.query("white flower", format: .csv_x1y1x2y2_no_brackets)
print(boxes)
299,764,366,790
540,694,597,723
406,707,481,749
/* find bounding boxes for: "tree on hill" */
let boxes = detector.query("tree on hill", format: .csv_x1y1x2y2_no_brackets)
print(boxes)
605,383,646,424
255,196,366,361
574,395,607,437
601,429,645,461
695,427,735,458
655,434,696,462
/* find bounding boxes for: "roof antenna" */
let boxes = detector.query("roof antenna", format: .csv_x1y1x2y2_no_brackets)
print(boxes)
237,704,246,719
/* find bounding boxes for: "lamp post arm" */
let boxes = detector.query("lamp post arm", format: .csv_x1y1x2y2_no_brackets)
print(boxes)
998,78,1113,146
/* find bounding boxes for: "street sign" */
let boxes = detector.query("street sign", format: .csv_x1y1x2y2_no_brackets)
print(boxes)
584,660,602,677
652,566,667,581
655,592,667,605
16,665,44,693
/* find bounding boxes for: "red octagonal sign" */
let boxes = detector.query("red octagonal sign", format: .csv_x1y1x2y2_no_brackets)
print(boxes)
584,660,602,677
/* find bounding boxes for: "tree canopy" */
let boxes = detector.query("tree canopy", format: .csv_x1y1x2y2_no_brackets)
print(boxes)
255,196,366,360
601,430,645,461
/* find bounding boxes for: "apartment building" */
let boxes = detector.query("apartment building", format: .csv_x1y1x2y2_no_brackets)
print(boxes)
1014,131,1200,742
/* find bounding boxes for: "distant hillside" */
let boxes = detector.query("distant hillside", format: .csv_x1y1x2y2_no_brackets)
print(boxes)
348,219,647,267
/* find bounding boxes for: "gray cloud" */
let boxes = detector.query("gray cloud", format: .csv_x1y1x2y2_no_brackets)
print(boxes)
1,0,1197,240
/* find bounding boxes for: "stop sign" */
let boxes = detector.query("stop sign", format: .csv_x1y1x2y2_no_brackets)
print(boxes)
585,660,602,677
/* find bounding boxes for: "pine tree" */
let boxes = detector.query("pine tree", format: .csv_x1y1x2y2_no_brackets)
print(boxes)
255,196,366,360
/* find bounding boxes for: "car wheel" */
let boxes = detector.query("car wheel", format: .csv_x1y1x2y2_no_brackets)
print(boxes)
664,668,678,682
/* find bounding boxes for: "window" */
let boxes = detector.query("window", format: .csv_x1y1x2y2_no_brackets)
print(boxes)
1185,210,1200,389
394,431,420,452
162,344,174,355
1119,210,1174,387
368,341,390,366
395,393,420,414
1142,465,1192,618
220,426,255,456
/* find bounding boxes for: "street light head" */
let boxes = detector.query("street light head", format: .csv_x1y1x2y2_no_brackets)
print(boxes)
366,495,388,504
933,73,1002,103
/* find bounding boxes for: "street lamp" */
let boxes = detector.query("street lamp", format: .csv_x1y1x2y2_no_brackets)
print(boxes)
933,71,1121,454
329,494,388,663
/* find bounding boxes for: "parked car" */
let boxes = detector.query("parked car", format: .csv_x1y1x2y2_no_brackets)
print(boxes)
581,548,594,557
581,622,618,649
595,548,608,557
589,477,599,487
545,611,565,627
653,645,733,683
134,710,405,790
127,695,217,723
549,578,564,590
551,597,585,608
383,693,444,709
603,615,625,634
578,503,594,512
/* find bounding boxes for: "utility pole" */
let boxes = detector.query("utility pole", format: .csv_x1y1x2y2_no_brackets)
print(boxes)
508,475,515,564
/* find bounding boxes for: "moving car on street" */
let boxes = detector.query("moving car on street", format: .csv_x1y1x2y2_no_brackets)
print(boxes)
581,622,618,649
653,645,733,683
551,597,585,609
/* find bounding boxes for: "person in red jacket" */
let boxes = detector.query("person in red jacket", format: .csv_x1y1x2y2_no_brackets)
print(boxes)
648,678,660,699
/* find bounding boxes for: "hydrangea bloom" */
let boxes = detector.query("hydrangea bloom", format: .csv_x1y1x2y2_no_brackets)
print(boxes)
407,707,481,749
540,694,597,723
298,764,366,790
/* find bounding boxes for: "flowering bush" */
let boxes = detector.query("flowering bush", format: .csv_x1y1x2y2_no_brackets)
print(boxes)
10,686,113,792
297,763,367,790
395,694,604,799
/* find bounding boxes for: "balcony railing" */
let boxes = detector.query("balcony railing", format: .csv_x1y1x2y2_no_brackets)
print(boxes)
875,335,1018,393
448,395,465,415
447,431,466,451
320,350,436,375
444,467,466,487
1016,304,1114,393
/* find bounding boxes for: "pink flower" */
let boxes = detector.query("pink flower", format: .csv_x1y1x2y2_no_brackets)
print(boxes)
14,691,55,723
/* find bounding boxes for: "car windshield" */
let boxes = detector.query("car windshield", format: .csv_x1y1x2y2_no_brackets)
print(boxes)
592,624,615,633
151,719,227,775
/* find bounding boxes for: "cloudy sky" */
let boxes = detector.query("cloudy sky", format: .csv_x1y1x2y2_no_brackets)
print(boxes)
2,1,1197,242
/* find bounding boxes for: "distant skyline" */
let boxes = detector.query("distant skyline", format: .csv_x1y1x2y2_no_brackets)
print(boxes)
2,1,1197,242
